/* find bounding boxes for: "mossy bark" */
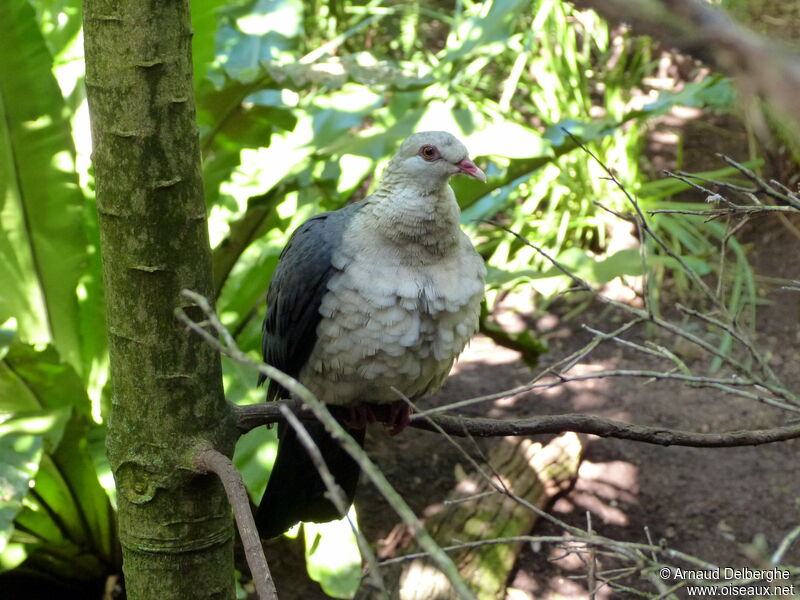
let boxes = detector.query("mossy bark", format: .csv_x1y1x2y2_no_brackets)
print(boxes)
83,1,238,598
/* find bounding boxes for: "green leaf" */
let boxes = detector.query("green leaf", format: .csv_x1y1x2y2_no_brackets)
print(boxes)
486,248,648,295
443,0,529,64
0,433,42,564
0,341,92,425
191,0,227,87
304,513,361,599
637,75,736,119
29,0,83,64
0,0,88,373
0,410,69,443
215,0,303,82
11,414,116,581
0,341,113,579
233,425,277,503
197,75,295,208
0,320,15,361
543,118,616,147
466,123,553,159
217,242,282,337
592,249,644,283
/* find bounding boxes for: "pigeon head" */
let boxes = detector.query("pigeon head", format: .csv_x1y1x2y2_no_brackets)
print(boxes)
384,131,486,190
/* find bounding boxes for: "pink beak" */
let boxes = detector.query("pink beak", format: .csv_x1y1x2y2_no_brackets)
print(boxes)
456,158,487,183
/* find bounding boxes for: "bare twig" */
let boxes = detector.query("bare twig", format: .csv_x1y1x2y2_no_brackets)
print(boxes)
587,511,598,600
193,447,277,600
562,128,724,313
719,156,800,209
178,130,800,596
278,406,388,597
410,413,800,447
771,525,800,565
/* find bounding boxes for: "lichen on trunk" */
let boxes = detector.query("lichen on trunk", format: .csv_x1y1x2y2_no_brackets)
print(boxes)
82,1,238,598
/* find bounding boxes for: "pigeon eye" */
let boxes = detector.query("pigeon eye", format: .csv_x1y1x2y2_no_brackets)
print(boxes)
419,145,439,161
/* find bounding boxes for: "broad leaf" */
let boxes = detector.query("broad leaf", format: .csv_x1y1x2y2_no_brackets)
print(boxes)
0,342,114,578
0,432,42,567
0,0,87,373
465,122,553,160
443,0,529,64
304,514,361,599
0,341,91,423
10,415,116,581
191,0,228,87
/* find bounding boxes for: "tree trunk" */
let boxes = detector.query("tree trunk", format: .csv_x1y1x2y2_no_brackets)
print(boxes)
83,2,238,598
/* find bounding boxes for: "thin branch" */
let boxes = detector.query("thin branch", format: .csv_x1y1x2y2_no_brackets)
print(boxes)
647,206,797,217
675,303,783,387
481,150,799,412
193,448,277,600
587,512,598,600
278,406,388,597
379,532,724,575
562,128,725,313
719,155,800,210
771,525,800,565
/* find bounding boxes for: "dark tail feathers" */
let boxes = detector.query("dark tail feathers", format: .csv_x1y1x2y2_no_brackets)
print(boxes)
255,410,365,539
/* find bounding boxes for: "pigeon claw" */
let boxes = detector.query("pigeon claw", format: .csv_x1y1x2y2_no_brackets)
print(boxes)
385,400,412,436
346,403,378,429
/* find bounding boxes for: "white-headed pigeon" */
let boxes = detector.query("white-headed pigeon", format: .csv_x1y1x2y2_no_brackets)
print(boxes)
256,131,487,538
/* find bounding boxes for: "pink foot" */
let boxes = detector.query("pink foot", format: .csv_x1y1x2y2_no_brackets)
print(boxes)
385,400,411,436
346,403,378,429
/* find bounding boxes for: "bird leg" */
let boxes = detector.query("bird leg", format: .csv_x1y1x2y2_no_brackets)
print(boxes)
345,403,378,429
342,401,411,435
384,400,412,436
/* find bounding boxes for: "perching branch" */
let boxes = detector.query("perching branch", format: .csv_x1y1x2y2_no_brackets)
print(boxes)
234,402,800,448
193,448,277,600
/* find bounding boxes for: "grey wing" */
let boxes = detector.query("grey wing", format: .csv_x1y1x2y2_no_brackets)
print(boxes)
260,204,361,401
